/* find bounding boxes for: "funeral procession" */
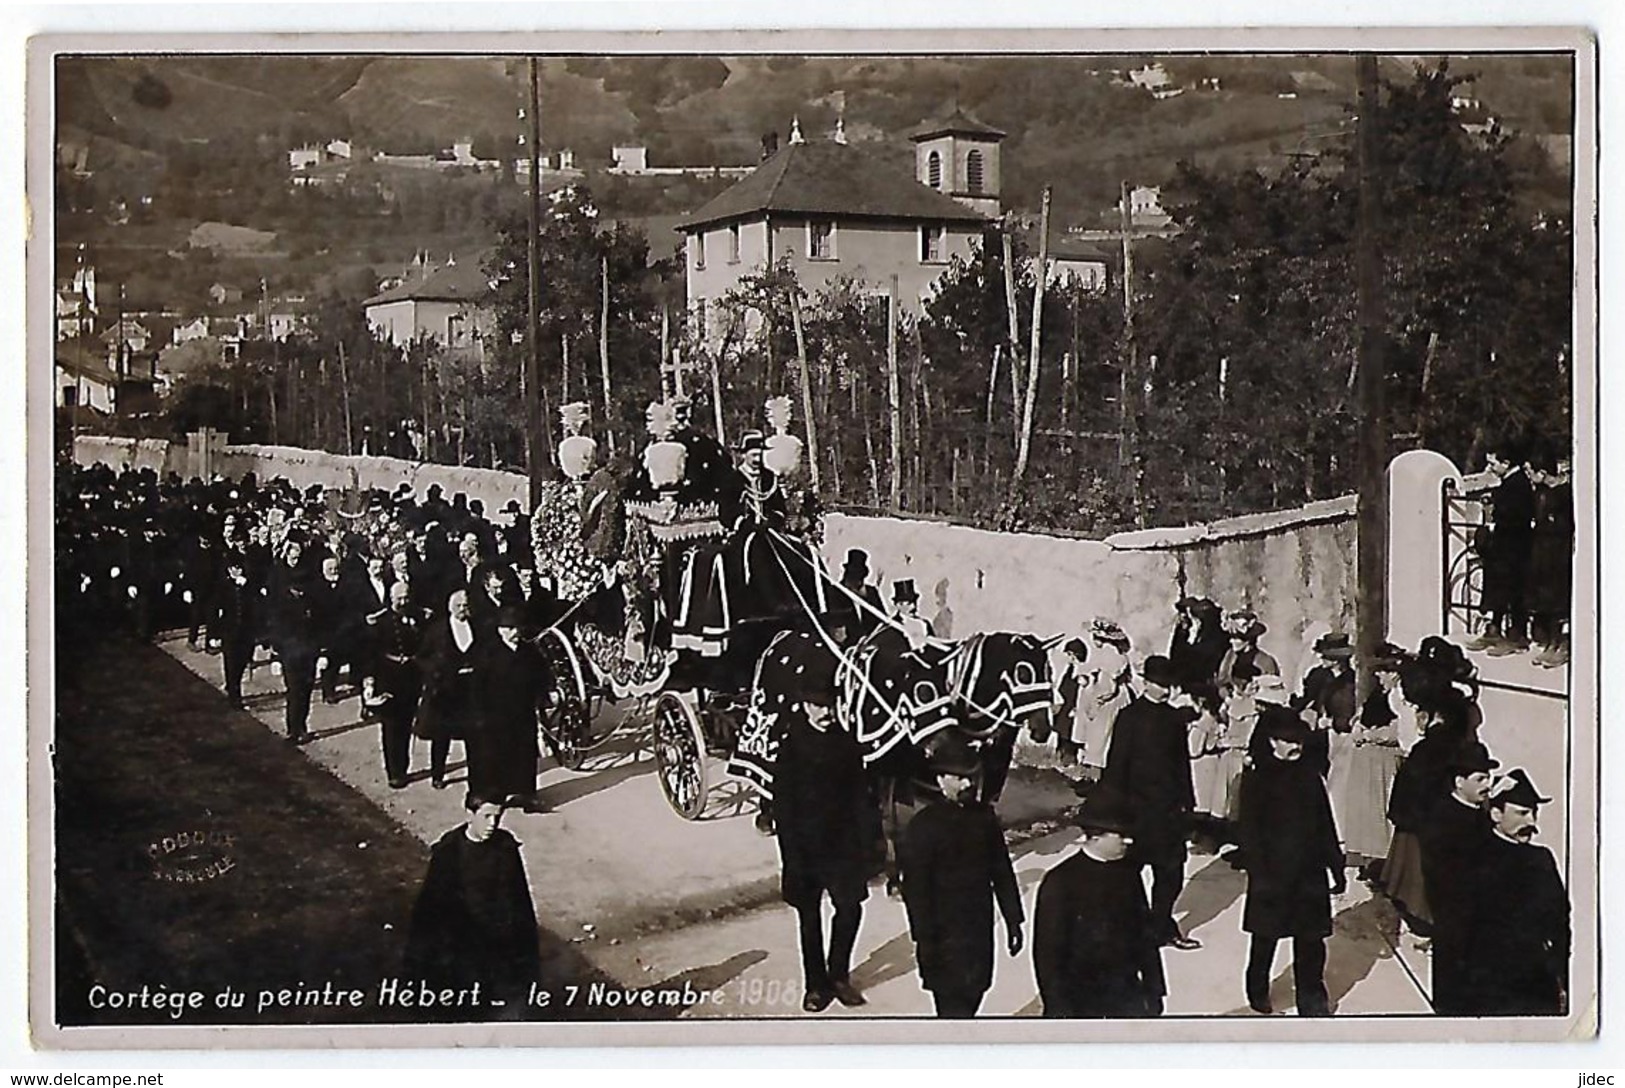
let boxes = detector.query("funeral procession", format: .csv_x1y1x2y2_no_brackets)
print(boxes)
42,47,1588,1037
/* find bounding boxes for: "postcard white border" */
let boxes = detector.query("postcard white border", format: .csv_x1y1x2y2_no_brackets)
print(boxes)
19,19,1604,1058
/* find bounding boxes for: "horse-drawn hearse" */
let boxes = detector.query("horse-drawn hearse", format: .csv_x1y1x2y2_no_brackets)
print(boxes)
527,399,1062,825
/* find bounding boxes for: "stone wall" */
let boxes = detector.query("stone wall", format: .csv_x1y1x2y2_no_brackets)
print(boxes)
822,497,1357,677
73,434,1359,668
74,436,526,510
70,436,185,476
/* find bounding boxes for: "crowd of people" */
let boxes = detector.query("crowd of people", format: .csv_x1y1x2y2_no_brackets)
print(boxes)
1021,597,1571,1019
1464,436,1573,668
54,431,1572,1022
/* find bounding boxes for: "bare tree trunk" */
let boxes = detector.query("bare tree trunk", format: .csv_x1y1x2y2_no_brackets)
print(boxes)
420,351,432,462
1013,187,1051,491
862,382,879,506
1119,180,1145,527
909,328,925,509
1418,329,1440,445
886,275,902,511
659,305,671,399
599,256,614,455
338,340,354,454
561,333,571,408
710,318,734,447
789,288,820,491
764,317,777,402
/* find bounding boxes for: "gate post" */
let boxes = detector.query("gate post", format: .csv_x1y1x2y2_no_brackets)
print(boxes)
1386,449,1461,649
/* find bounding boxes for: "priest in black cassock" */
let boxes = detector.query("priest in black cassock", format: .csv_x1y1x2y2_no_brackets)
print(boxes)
401,794,540,1012
1033,787,1167,1018
1460,769,1570,1016
468,605,554,812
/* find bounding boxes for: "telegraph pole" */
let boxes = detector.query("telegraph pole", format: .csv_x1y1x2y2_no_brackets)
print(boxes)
1354,53,1388,702
524,57,545,507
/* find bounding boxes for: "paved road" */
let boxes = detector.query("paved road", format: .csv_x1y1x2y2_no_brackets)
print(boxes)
146,629,1571,1020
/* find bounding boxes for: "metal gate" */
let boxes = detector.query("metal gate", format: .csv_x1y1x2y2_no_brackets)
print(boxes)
1441,476,1494,637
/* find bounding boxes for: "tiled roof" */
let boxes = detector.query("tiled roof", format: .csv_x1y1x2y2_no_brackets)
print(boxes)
364,261,493,306
908,109,1008,142
56,342,120,384
679,139,989,233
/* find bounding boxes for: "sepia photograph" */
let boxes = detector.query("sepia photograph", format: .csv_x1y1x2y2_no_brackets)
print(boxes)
28,28,1597,1048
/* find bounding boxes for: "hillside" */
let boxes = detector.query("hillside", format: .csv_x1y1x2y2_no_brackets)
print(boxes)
52,51,1575,315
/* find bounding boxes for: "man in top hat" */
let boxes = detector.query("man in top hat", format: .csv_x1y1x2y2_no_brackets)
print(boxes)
1459,769,1570,1015
1100,654,1202,950
1467,441,1537,653
498,498,532,569
1236,705,1345,1015
1420,740,1498,1014
1033,787,1167,1018
831,548,884,647
771,635,872,1013
891,578,938,654
898,734,1024,1018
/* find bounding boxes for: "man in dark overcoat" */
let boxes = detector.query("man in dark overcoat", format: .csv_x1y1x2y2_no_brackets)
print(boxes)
402,793,540,1012
1033,787,1167,1018
898,735,1024,1018
267,535,320,744
1236,707,1345,1016
671,395,733,504
213,543,261,710
414,588,479,790
1471,444,1537,650
1100,654,1202,949
182,513,221,650
1420,740,1497,1015
311,554,350,704
468,604,554,812
829,549,885,647
772,636,872,1013
1460,769,1570,1015
367,581,427,789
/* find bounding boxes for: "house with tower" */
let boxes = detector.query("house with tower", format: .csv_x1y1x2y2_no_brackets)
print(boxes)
677,110,1005,344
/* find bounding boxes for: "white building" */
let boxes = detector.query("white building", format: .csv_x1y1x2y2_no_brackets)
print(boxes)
363,260,494,356
611,146,649,173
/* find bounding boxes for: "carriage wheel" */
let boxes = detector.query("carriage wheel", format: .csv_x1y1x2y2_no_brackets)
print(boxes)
546,699,590,771
653,691,709,821
540,629,591,772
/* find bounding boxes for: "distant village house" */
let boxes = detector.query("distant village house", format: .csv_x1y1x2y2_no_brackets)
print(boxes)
363,259,494,357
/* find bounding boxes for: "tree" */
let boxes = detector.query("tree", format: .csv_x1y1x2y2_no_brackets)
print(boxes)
484,184,675,459
1128,60,1571,520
